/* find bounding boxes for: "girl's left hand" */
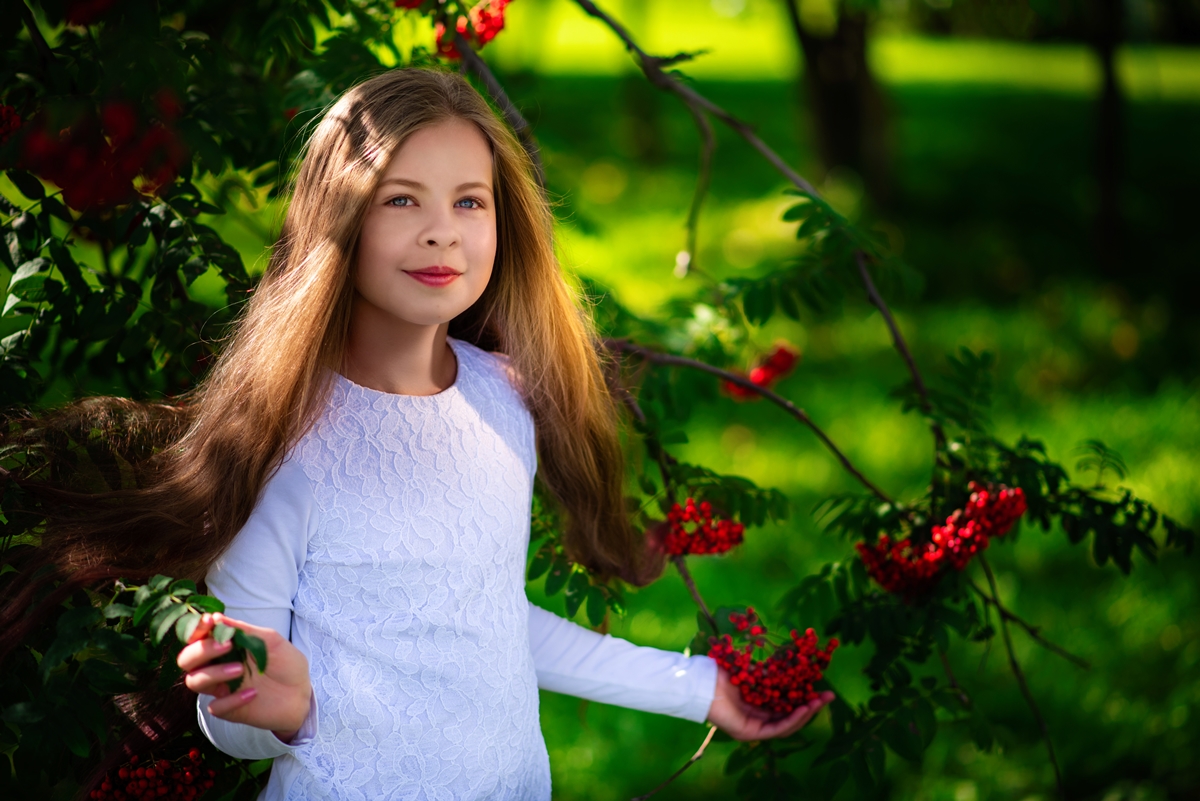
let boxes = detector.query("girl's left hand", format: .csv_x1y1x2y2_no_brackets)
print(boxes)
706,666,835,741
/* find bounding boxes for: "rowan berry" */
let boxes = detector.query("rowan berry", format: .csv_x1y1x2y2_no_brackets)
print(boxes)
708,612,837,717
723,343,799,400
858,483,1027,600
662,497,745,556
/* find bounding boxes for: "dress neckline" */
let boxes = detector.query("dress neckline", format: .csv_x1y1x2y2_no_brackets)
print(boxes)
334,337,466,405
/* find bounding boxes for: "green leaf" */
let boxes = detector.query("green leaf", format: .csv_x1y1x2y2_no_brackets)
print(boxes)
175,611,202,645
2,701,47,725
234,629,268,674
781,201,817,222
56,712,91,758
880,710,924,762
564,570,590,618
969,710,994,751
527,542,555,581
725,741,767,774
7,170,45,200
212,622,237,644
188,595,225,614
153,604,190,645
103,602,136,619
543,559,572,597
133,592,171,627
585,587,607,627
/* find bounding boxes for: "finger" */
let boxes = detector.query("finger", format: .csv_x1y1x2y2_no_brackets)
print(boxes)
186,613,216,645
177,636,234,672
736,700,772,722
212,613,281,642
757,703,815,737
183,661,245,695
206,687,258,719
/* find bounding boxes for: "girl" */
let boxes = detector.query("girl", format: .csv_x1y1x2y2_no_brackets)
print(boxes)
128,68,832,799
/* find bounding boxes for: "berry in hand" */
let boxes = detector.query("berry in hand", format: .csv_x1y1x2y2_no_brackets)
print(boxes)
708,608,838,717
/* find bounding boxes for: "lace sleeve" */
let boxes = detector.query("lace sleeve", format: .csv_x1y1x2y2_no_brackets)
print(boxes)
197,456,320,759
527,602,717,723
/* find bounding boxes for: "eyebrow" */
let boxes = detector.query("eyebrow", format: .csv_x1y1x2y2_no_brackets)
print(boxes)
378,178,493,194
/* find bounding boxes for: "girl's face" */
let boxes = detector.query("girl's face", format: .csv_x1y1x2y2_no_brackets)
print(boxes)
354,118,497,330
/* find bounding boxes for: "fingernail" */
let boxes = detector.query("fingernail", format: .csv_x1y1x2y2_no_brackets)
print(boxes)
239,687,257,701
214,639,232,651
222,663,242,676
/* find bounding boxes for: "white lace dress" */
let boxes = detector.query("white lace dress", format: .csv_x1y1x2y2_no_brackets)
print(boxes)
197,338,717,801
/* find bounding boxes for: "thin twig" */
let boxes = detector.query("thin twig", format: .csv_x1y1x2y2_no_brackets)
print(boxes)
672,555,715,632
605,338,896,505
979,555,1065,796
630,725,718,801
454,33,546,190
966,577,1090,670
572,0,820,198
854,251,946,451
939,650,971,708
680,103,714,276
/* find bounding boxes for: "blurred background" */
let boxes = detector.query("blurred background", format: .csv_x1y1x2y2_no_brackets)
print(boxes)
7,0,1200,798
465,1,1200,798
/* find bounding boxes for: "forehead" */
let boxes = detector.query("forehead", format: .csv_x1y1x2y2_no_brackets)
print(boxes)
382,118,494,185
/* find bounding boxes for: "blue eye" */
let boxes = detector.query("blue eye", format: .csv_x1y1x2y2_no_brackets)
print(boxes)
455,197,483,209
387,196,414,207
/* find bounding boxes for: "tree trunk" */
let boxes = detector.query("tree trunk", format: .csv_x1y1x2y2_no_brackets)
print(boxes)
783,0,891,207
1093,0,1124,278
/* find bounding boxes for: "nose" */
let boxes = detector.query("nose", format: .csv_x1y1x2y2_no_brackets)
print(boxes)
420,205,459,249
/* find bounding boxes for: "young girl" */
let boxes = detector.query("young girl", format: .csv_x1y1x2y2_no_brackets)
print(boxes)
168,68,833,799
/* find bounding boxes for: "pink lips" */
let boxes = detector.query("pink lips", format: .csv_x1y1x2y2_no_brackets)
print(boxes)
404,266,461,287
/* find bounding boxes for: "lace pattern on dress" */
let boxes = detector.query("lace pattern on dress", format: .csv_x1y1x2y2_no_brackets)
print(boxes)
278,340,549,801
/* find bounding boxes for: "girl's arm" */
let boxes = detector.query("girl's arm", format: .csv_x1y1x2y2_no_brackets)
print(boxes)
178,456,319,760
527,605,833,739
528,604,714,720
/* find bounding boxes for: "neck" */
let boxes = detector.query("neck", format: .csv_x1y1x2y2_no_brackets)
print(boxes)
342,297,457,396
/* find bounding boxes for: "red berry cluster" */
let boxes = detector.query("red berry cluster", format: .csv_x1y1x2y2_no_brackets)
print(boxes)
662,498,745,556
89,749,216,801
856,482,1028,599
708,608,838,717
434,0,512,59
723,344,798,400
20,95,187,210
67,0,118,26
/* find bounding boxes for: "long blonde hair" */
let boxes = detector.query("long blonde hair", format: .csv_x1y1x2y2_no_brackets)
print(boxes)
11,68,648,592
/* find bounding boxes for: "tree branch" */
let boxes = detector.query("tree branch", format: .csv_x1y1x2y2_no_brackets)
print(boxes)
672,554,715,632
855,251,945,451
630,725,718,801
454,34,546,190
572,0,820,197
979,555,1065,796
604,338,896,506
966,577,1090,670
939,650,971,708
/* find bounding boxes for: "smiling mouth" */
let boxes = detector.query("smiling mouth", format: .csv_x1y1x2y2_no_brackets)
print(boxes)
404,266,461,287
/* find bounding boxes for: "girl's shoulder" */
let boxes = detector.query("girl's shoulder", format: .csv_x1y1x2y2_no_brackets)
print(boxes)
452,338,522,398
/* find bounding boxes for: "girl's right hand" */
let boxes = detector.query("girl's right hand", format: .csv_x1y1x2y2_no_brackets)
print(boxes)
177,613,313,744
